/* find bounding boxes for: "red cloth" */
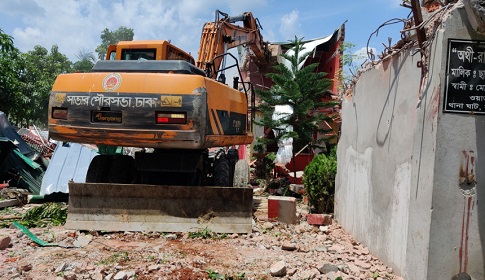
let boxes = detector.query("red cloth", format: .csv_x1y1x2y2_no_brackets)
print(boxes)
238,145,246,160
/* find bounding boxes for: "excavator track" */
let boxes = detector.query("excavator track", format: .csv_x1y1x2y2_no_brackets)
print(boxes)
65,182,253,233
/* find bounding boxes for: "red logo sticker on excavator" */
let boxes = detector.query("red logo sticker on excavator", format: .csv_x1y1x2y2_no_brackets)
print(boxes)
102,73,122,91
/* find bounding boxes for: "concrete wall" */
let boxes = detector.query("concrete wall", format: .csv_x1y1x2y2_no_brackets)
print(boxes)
335,4,485,279
336,46,421,277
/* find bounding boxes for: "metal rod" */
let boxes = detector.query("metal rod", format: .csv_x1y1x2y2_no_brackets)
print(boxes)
411,0,427,51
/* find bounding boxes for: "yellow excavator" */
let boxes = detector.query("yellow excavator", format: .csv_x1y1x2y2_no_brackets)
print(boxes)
48,10,270,233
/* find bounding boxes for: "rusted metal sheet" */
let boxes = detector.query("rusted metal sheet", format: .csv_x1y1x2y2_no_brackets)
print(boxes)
65,182,254,233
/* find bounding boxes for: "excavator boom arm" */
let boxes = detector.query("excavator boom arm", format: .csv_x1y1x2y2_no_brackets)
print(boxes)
196,11,270,79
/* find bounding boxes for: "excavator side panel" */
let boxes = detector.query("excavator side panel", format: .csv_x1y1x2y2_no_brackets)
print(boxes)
205,79,248,135
65,182,253,233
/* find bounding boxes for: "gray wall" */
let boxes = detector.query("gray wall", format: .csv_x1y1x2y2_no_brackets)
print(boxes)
336,5,485,279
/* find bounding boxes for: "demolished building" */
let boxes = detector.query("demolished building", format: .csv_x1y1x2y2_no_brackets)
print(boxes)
0,112,45,194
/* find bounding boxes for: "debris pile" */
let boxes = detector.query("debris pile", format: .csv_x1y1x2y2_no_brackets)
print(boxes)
0,199,402,280
0,112,51,195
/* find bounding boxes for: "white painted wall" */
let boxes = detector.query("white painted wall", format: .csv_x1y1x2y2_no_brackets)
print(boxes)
336,49,421,276
336,4,485,280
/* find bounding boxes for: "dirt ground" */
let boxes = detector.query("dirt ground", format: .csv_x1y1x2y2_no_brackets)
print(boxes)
0,197,402,280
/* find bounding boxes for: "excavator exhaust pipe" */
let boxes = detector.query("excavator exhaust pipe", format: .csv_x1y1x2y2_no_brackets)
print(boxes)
65,182,253,233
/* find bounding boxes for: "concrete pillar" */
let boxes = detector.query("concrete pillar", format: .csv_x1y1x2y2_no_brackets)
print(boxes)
268,196,297,224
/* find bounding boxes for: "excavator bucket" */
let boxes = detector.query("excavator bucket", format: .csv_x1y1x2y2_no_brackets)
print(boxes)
65,182,254,233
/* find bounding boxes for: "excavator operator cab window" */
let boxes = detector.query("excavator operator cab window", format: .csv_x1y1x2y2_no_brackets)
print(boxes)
121,49,156,61
108,52,116,60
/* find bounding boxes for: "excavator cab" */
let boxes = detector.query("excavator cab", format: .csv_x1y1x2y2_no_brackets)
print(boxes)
106,40,196,64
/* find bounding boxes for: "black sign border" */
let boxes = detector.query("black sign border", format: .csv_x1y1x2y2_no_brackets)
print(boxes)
443,38,485,115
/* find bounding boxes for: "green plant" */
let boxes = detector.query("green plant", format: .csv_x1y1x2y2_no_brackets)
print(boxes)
189,228,213,239
303,147,337,213
0,207,22,228
19,203,67,228
155,253,172,264
206,269,246,280
267,177,290,195
207,270,225,280
99,251,129,265
253,141,276,180
188,228,227,240
0,206,20,215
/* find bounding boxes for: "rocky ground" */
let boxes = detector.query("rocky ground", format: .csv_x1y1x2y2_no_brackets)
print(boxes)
0,196,402,280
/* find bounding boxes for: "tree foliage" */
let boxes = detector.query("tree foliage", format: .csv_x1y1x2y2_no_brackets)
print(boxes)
0,29,19,119
256,36,337,154
0,47,22,119
0,27,134,128
95,26,134,60
27,46,71,126
0,42,72,128
0,36,71,127
340,41,365,90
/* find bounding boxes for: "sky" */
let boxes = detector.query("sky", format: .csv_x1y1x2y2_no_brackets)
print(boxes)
0,0,411,64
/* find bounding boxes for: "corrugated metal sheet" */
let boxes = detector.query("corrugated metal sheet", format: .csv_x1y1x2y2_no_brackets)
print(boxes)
0,138,44,194
40,142,98,195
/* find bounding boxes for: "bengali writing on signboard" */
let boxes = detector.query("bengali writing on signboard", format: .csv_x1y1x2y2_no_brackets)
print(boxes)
64,94,159,108
444,40,485,114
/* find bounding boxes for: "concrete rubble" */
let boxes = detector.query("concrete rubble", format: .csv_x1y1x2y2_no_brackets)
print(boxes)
0,198,403,280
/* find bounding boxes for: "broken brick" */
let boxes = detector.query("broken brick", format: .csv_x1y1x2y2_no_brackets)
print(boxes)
268,196,297,224
307,214,332,226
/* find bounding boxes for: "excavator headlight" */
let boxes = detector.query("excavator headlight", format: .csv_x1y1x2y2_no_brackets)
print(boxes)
156,112,187,124
52,107,68,120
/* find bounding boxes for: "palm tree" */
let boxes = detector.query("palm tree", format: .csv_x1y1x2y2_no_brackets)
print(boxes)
76,48,97,62
256,36,337,180
73,48,97,72
0,29,14,53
